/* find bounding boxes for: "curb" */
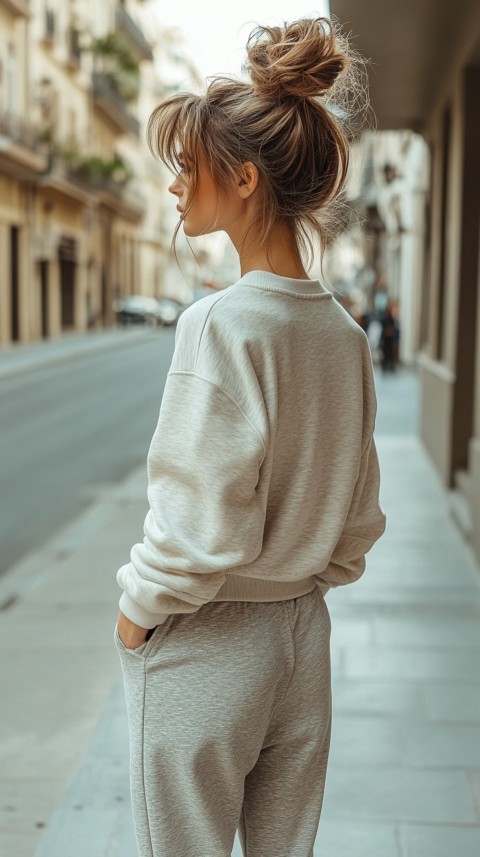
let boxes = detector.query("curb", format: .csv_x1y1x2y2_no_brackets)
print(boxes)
0,327,163,381
0,463,147,611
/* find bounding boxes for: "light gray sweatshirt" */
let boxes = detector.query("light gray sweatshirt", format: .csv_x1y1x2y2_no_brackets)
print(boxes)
117,270,387,628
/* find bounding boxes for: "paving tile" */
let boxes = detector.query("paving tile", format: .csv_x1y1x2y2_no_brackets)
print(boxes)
35,807,135,857
332,679,423,716
0,645,119,723
0,731,95,784
329,616,374,646
466,769,480,814
84,704,130,761
321,767,476,823
422,682,480,722
368,534,473,561
401,823,480,857
343,645,480,681
334,584,479,606
0,831,43,857
401,722,480,767
0,778,65,836
313,820,400,857
30,556,133,604
358,560,475,587
43,751,130,815
329,646,344,673
329,716,403,766
0,646,120,783
33,734,133,857
0,601,121,649
372,613,480,647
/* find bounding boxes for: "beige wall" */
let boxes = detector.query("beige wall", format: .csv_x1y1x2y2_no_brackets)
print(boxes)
0,0,30,347
420,49,480,489
418,355,455,483
0,5,27,111
0,175,29,346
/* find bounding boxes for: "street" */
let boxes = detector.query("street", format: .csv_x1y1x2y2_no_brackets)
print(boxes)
0,329,176,575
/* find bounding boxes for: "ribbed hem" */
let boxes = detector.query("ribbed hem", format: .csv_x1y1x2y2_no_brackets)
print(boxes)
211,574,318,602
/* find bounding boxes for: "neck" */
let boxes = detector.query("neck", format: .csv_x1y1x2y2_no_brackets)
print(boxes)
228,217,311,280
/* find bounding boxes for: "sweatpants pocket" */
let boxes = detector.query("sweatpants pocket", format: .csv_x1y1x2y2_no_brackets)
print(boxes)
113,623,149,656
114,616,175,660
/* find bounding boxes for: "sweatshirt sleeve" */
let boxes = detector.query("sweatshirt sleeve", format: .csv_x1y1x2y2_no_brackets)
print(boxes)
117,370,267,628
316,434,387,592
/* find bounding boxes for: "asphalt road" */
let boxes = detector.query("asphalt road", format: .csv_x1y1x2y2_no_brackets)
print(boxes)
1,329,177,576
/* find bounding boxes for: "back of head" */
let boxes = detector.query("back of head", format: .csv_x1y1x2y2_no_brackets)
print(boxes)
148,14,371,270
244,16,348,99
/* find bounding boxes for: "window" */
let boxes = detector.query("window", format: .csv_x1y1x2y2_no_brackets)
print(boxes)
6,44,16,114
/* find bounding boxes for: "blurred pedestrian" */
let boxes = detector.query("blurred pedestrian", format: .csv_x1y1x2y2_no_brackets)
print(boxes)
114,15,386,857
380,304,400,372
367,315,383,359
355,310,371,334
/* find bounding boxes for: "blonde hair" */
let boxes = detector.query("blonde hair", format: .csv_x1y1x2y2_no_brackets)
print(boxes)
147,14,372,274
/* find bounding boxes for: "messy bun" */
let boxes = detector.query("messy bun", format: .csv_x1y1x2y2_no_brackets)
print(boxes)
148,13,372,273
244,17,348,100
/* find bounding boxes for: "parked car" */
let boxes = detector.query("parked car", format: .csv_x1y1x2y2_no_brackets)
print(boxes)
113,295,161,327
113,295,187,327
156,298,184,326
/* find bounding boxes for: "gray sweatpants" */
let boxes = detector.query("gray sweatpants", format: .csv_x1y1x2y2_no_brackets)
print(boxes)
114,586,332,857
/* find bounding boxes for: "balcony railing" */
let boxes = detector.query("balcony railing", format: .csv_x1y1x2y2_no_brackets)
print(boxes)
63,155,146,217
66,26,82,68
92,72,140,136
0,0,30,18
0,109,42,151
41,7,55,44
0,109,48,176
115,5,153,61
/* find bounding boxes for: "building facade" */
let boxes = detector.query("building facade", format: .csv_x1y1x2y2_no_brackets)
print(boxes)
331,0,480,560
0,0,214,348
0,0,48,345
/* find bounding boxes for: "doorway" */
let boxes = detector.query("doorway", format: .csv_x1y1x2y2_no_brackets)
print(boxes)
10,225,19,342
451,66,480,480
58,236,77,330
40,260,49,338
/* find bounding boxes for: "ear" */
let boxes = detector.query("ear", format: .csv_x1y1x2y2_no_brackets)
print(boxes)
237,161,259,199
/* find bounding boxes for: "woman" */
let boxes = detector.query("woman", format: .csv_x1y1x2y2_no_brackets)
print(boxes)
114,15,386,857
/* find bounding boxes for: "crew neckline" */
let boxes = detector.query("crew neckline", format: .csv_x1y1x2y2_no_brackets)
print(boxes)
236,270,333,298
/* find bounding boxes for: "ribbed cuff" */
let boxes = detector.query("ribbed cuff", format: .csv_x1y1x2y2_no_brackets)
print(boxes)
118,591,170,629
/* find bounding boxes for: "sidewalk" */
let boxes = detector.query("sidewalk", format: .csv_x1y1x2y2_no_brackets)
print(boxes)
1,368,480,857
0,464,150,857
0,326,156,381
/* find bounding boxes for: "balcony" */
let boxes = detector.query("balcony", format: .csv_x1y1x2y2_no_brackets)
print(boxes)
80,172,146,221
66,26,82,70
38,147,146,220
36,149,94,205
0,0,30,17
40,7,56,46
0,110,48,178
71,153,146,220
115,5,153,62
92,72,140,136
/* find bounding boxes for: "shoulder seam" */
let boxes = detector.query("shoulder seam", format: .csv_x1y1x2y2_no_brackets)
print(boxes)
168,370,267,455
192,289,233,372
